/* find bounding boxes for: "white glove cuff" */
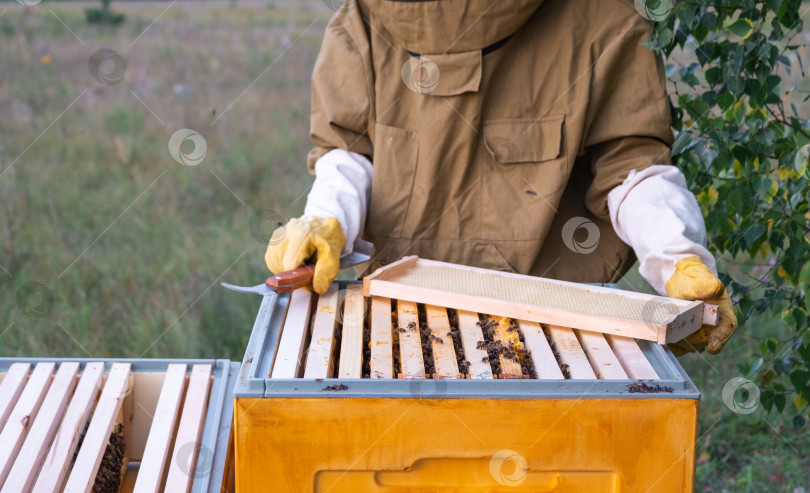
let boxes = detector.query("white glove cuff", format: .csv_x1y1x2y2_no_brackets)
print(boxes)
608,165,717,295
303,149,373,254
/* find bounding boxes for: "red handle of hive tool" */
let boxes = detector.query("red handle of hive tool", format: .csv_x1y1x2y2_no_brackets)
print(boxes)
266,265,316,294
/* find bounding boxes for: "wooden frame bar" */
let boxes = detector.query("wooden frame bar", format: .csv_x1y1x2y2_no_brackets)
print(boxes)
0,363,30,431
337,284,365,379
424,305,460,379
133,363,188,493
606,335,660,380
456,311,492,379
64,362,131,493
32,362,105,493
489,317,524,379
396,300,425,378
2,362,79,493
0,362,54,484
303,285,341,379
271,289,314,379
164,364,213,493
364,256,716,343
369,296,394,379
516,320,564,379
575,330,628,380
545,325,596,379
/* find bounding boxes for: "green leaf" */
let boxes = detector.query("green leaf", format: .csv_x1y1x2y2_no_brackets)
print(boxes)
742,224,765,248
755,127,776,145
728,18,755,39
718,91,735,110
765,0,782,13
775,392,787,413
790,370,810,391
677,7,696,29
704,66,722,85
794,414,807,429
728,76,746,95
781,306,809,331
670,131,693,156
799,344,810,362
657,27,673,47
700,11,717,30
649,0,808,423
795,145,809,173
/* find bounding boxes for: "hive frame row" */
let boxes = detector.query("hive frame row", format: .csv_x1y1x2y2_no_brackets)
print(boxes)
0,358,237,493
234,282,699,399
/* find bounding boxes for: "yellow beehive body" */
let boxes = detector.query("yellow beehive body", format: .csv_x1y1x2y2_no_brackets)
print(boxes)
233,396,698,492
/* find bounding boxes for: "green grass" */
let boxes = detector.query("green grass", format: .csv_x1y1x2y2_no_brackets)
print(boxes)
0,3,331,359
0,3,808,490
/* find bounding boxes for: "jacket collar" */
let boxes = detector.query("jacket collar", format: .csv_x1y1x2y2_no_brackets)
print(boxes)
364,0,546,55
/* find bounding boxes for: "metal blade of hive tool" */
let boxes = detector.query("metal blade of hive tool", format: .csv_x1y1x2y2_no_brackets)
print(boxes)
220,239,373,295
220,282,277,296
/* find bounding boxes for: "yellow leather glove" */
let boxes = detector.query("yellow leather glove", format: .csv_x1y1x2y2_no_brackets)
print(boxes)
264,216,346,294
665,256,737,356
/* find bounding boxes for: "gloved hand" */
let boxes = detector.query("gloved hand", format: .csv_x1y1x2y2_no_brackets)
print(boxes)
665,256,737,355
264,216,346,294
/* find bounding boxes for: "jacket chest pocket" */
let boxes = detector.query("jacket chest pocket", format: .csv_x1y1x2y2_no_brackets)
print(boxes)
366,123,419,238
480,115,569,241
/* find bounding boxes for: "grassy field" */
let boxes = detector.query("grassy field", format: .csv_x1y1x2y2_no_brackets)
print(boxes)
0,2,807,490
0,1,327,359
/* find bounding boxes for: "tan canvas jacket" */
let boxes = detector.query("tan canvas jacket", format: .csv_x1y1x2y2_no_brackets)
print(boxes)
308,0,674,283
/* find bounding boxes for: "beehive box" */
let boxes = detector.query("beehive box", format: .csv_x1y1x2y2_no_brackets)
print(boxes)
234,281,700,492
0,358,238,493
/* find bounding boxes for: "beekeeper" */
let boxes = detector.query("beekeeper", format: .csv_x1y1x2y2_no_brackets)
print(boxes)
264,0,737,355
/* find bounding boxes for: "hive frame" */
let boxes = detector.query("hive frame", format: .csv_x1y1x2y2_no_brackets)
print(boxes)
363,256,717,344
234,281,700,400
0,358,237,493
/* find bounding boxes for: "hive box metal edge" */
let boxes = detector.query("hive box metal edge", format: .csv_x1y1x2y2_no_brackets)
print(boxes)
233,281,702,493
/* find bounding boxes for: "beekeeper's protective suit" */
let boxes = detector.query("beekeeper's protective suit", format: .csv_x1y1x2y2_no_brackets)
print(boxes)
265,0,737,355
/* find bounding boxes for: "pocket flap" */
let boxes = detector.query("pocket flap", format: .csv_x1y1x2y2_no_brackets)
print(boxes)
403,50,482,97
483,116,565,164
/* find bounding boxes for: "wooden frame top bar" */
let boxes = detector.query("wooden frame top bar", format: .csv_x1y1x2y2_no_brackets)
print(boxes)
364,256,716,344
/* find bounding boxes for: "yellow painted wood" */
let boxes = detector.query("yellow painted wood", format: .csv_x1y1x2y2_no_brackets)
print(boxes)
234,396,698,493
